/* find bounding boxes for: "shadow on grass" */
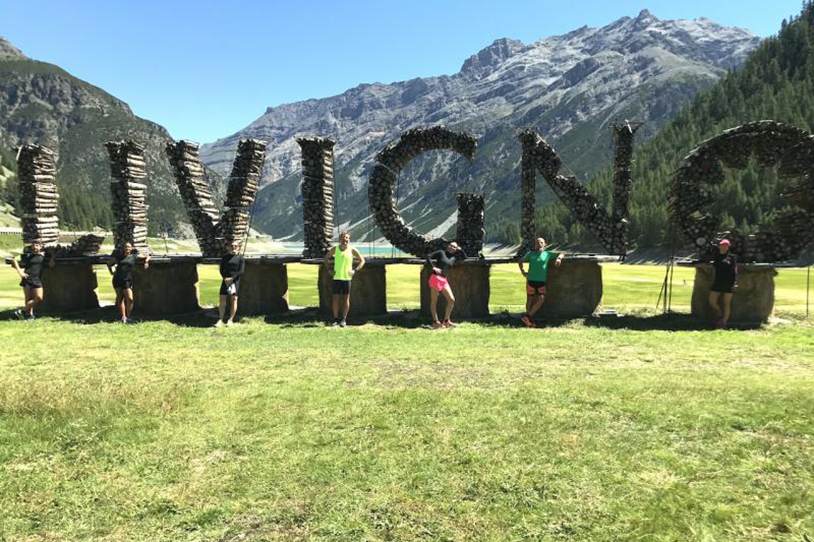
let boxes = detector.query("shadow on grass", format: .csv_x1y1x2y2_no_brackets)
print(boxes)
0,307,764,332
583,312,763,332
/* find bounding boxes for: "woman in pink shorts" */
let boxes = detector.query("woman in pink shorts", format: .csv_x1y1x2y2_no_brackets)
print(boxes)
425,241,467,328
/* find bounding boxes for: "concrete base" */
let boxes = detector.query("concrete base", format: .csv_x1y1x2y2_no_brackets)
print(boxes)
537,260,603,318
39,264,99,313
132,261,200,316
420,264,490,320
238,262,290,316
691,265,776,324
318,264,387,317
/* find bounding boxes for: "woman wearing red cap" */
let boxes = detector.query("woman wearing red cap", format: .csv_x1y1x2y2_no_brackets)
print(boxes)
708,239,738,329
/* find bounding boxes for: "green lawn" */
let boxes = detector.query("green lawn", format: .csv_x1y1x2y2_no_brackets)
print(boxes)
1,261,813,541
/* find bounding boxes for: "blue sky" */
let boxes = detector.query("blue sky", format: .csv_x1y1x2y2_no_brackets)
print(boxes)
1,0,804,142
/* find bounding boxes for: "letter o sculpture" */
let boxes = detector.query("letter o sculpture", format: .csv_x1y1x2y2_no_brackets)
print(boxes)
368,126,477,257
670,121,814,263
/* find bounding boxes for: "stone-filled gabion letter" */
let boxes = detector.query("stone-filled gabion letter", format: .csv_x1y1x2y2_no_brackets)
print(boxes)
16,143,104,256
518,124,638,256
166,139,267,257
456,192,485,257
297,137,335,258
106,140,150,254
368,126,478,257
670,121,814,263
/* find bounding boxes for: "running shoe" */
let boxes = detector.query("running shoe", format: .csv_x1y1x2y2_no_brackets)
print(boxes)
521,315,536,328
214,320,224,328
331,320,340,327
340,319,347,328
443,320,457,328
14,309,24,320
716,318,725,329
225,320,234,326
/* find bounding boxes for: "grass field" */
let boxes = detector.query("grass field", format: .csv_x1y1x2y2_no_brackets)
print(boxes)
1,261,813,541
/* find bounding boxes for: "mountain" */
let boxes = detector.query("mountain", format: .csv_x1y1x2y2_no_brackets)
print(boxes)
0,38,209,235
539,2,814,251
200,10,760,242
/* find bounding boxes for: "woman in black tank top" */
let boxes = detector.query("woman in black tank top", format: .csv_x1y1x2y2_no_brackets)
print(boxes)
107,242,150,324
10,241,54,320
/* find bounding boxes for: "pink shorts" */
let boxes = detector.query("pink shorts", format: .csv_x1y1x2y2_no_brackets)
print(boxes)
428,274,449,292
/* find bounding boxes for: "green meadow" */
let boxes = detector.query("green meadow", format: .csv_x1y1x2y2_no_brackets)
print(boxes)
0,260,813,541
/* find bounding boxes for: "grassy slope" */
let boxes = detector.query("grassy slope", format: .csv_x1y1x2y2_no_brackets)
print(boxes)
0,263,812,541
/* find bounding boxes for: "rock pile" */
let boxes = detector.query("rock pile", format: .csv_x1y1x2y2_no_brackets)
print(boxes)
16,143,104,256
296,137,335,258
16,144,60,247
368,126,477,257
518,127,635,256
166,139,266,257
456,192,485,257
106,140,150,254
670,121,814,263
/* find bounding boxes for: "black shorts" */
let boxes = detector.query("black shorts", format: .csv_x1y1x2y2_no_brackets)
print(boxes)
711,281,734,294
220,278,241,296
112,278,132,290
332,280,351,295
20,278,42,289
526,281,547,295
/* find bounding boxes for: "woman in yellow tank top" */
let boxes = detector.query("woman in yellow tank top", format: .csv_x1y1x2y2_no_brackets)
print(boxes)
323,231,366,327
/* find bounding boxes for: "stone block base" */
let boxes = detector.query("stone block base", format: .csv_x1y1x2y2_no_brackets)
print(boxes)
538,260,603,318
420,264,490,320
132,262,200,316
318,264,387,317
238,262,290,316
40,264,99,313
691,265,776,324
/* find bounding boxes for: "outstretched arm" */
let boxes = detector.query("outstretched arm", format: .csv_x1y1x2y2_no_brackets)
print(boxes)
11,258,25,278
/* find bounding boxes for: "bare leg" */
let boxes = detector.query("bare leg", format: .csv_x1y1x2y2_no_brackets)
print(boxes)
525,294,533,315
341,294,350,319
708,292,722,322
721,293,733,327
115,288,126,321
218,294,227,322
23,287,34,316
430,288,440,323
442,285,455,322
528,294,546,317
228,295,238,322
332,294,340,319
124,288,134,318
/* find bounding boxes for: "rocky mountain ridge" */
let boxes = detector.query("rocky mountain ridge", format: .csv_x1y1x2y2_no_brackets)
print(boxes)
200,10,761,242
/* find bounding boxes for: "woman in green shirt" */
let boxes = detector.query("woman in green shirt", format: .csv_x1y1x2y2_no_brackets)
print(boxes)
517,237,563,327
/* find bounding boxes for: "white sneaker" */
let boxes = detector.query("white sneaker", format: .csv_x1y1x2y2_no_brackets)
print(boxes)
214,320,224,328
225,320,234,326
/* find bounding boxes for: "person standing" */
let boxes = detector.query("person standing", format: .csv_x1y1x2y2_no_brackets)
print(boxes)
708,239,738,329
217,245,245,327
324,231,366,327
10,241,54,320
426,241,468,328
517,237,563,327
107,242,150,324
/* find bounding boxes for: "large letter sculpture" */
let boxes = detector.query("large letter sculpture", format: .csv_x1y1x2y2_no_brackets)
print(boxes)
106,140,150,254
15,144,104,256
297,137,335,258
670,121,814,262
368,126,478,257
166,139,267,257
519,123,638,256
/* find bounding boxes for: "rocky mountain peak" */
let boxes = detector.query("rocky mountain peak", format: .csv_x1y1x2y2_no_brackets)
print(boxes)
0,36,27,60
460,38,525,75
633,9,658,28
